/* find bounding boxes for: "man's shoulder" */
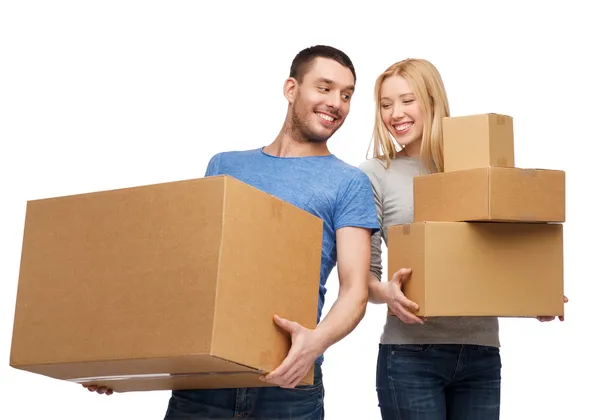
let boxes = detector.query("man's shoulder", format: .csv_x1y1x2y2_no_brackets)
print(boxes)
326,155,373,181
204,148,262,177
210,148,261,162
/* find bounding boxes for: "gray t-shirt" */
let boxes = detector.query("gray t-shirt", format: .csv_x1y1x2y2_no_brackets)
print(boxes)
359,156,500,348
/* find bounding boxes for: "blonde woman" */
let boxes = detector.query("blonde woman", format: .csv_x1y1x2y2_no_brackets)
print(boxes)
358,59,502,420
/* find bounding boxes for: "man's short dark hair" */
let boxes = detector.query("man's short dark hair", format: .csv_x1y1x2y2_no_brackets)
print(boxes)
290,45,356,84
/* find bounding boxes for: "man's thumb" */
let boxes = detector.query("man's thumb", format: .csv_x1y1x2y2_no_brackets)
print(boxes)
273,314,295,333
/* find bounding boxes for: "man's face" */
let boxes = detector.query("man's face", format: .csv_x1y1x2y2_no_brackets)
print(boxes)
289,57,355,143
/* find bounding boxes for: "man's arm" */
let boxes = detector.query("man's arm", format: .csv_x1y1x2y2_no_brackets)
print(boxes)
312,225,371,349
262,226,371,389
263,172,377,388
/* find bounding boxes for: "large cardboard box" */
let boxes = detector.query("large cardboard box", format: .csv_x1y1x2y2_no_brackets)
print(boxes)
10,175,323,392
443,113,515,172
387,222,564,317
413,167,565,222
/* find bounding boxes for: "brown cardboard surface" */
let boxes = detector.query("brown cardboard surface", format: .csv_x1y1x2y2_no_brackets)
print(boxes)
413,167,565,223
23,355,256,381
77,371,281,393
387,222,564,317
443,113,515,172
10,175,323,392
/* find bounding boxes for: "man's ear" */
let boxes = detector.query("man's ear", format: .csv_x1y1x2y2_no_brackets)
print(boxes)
283,77,298,104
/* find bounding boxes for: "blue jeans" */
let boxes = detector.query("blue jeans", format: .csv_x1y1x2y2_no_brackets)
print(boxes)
164,364,324,419
376,344,501,420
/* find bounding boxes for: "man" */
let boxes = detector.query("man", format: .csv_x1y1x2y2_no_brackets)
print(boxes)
86,45,380,419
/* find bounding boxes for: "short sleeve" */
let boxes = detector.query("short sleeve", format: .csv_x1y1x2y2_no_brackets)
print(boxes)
204,153,222,177
333,172,380,234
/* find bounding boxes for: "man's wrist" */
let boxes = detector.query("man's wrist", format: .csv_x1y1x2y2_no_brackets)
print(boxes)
311,326,332,355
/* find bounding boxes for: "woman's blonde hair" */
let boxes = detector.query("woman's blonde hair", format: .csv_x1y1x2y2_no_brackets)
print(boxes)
368,58,450,173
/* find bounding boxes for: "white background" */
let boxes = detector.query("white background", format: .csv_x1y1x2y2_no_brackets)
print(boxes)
1,1,597,418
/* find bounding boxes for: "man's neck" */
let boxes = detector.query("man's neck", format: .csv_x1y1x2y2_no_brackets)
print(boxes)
263,127,330,158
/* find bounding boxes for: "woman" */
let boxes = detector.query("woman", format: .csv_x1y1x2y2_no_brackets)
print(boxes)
358,59,502,420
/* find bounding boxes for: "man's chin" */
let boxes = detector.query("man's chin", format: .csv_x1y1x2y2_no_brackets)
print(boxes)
306,136,329,144
307,125,339,143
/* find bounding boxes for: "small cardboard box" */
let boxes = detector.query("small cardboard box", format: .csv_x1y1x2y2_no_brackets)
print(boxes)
10,175,323,392
443,113,515,172
387,222,564,317
413,167,565,223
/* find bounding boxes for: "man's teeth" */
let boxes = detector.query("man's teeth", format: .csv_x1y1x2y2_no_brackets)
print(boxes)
394,123,412,131
317,112,334,122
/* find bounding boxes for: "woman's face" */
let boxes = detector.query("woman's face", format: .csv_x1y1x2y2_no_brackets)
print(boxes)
379,75,423,156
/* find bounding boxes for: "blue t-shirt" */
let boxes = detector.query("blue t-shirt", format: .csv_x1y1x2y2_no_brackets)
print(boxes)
205,147,380,363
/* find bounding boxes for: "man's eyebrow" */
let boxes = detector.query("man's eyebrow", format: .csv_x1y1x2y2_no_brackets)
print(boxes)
316,77,355,92
316,77,334,85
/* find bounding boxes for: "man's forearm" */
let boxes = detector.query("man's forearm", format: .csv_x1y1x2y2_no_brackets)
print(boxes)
312,282,368,352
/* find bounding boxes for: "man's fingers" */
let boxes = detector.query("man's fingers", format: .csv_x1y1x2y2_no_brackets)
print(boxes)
83,384,112,395
266,362,307,388
264,352,295,383
279,367,304,388
288,372,306,389
273,315,300,335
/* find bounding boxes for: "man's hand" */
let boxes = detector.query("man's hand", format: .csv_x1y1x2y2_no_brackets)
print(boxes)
385,268,424,324
261,315,324,389
82,384,113,395
537,295,569,322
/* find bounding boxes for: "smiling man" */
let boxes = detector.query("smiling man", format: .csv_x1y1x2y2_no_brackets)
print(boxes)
85,45,379,420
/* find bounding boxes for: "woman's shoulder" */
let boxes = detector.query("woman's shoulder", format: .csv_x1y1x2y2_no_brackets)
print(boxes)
358,156,388,174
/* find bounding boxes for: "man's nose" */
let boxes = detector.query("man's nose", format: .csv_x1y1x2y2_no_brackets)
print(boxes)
325,93,341,110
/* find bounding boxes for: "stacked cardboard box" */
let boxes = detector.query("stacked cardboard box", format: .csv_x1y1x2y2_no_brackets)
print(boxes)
388,113,565,317
10,175,323,392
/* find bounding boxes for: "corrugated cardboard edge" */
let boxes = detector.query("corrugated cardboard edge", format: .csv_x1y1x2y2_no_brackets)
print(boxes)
487,167,492,219
9,200,32,368
210,175,228,358
64,355,265,384
210,175,319,387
